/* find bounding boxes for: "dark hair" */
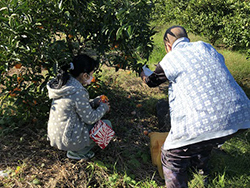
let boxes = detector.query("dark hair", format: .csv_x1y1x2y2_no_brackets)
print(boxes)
50,54,99,89
163,25,188,43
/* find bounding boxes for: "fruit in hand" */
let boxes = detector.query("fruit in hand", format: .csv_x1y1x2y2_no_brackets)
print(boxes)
91,77,96,83
100,95,109,103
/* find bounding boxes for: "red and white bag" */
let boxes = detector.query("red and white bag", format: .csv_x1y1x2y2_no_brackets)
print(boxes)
89,120,115,149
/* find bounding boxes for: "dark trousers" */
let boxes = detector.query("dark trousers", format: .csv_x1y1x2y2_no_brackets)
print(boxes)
161,131,243,188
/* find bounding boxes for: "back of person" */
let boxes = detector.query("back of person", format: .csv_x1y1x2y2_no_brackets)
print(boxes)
141,25,250,188
160,38,250,150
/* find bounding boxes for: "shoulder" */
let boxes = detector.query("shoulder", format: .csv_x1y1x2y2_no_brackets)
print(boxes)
72,86,89,101
66,77,90,99
192,41,215,51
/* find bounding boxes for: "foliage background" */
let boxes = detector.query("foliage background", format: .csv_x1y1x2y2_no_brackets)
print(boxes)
0,0,250,187
153,0,250,56
0,0,155,130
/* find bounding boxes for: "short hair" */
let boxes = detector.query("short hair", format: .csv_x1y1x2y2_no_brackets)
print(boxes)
163,25,188,44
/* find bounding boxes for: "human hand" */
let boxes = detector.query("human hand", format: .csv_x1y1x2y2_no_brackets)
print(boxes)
92,97,101,107
140,71,147,83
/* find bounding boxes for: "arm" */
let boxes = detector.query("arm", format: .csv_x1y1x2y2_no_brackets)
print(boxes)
89,97,101,109
75,90,109,125
141,63,168,87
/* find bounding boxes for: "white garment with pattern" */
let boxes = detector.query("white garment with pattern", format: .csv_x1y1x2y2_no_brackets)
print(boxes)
160,38,250,150
47,76,109,151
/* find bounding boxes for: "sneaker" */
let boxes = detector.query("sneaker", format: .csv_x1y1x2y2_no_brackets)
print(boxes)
66,150,95,160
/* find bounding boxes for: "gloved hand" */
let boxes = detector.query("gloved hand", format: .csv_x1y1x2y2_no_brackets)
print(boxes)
90,97,101,108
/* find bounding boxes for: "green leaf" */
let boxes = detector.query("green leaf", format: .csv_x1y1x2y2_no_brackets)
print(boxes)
32,178,41,185
116,27,123,40
0,7,8,12
59,0,63,10
127,25,132,36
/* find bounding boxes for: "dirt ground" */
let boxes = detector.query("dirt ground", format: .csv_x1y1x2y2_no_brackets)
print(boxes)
0,73,168,187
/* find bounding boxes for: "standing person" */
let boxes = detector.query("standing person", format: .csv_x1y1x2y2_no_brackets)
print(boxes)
140,25,250,187
47,54,111,160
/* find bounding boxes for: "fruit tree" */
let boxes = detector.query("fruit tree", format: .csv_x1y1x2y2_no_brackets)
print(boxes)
0,0,156,129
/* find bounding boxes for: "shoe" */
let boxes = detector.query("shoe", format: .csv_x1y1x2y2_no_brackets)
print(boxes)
67,150,95,160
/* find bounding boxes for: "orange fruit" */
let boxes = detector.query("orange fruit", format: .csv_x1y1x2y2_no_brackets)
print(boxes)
9,93,16,97
117,63,123,68
68,34,74,39
136,104,142,108
37,25,44,29
33,100,37,105
114,44,119,48
91,77,96,83
124,56,128,60
100,95,109,103
17,77,23,83
14,63,22,69
143,130,148,136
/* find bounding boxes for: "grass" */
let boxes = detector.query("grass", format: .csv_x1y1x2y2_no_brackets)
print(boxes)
218,49,250,98
0,24,250,187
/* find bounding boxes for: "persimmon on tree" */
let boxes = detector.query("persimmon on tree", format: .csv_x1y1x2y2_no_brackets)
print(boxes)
0,0,156,128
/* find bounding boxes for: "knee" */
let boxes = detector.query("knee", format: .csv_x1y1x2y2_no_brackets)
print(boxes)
102,120,112,128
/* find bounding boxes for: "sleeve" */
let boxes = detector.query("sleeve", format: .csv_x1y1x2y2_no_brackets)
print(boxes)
74,90,109,125
89,99,94,107
145,63,168,87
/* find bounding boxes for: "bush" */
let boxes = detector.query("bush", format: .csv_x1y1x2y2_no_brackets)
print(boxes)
221,1,250,51
0,0,156,131
155,0,250,56
151,0,167,24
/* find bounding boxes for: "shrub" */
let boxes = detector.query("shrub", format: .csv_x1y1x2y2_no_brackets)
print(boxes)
0,0,156,130
155,0,250,56
221,1,250,51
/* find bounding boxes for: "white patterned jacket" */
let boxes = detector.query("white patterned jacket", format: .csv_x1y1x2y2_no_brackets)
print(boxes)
146,37,250,150
47,76,109,151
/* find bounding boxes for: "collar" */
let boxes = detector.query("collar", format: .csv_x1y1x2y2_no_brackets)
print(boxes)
172,37,190,49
